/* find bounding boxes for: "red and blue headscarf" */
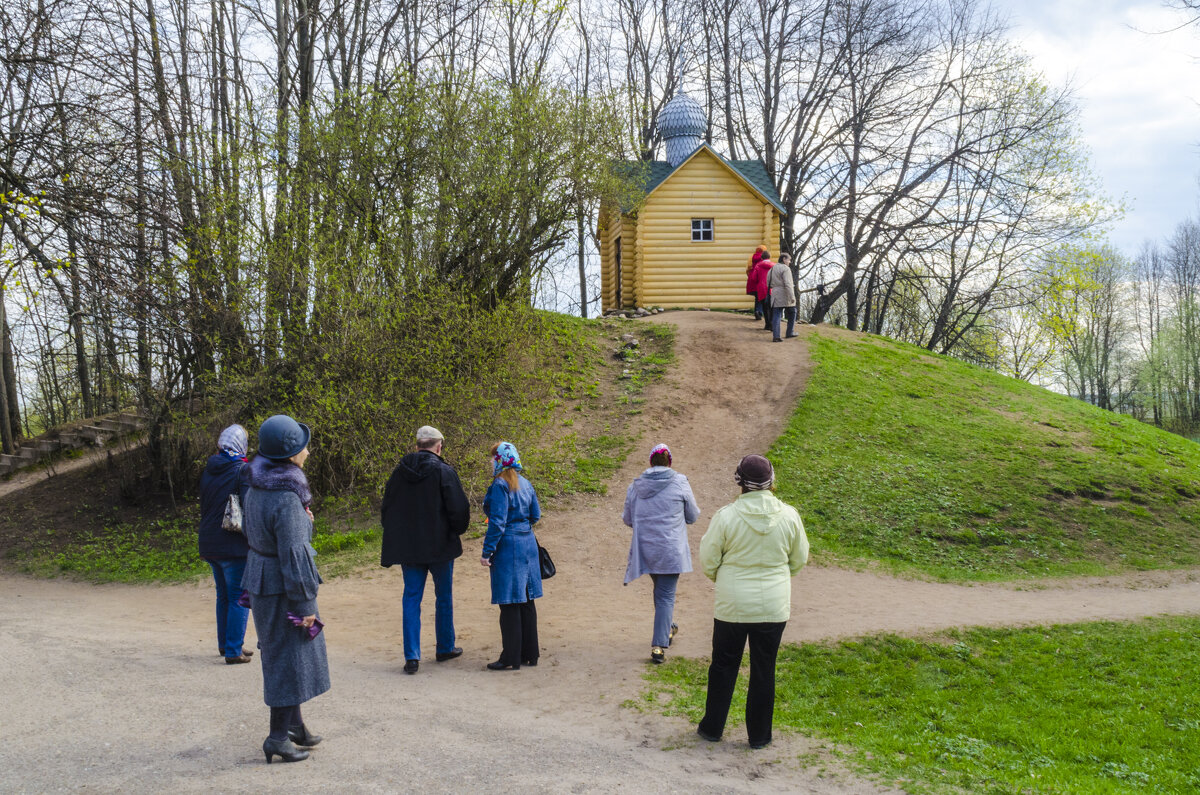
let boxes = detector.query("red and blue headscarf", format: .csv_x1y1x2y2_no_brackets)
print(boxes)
493,442,522,476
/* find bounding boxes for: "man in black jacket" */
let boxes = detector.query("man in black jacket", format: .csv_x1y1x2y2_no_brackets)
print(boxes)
380,426,471,674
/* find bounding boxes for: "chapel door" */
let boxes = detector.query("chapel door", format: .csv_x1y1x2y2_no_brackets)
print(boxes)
614,237,623,308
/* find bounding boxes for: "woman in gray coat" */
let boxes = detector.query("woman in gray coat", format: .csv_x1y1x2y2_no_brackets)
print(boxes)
242,414,330,764
622,443,700,663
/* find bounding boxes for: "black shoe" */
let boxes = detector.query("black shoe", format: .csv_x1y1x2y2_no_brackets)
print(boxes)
435,647,463,661
403,659,419,674
772,338,782,342
486,660,520,671
263,737,309,764
668,623,679,647
696,726,721,743
750,740,772,750
651,646,666,664
522,659,538,667
785,333,798,338
288,724,323,747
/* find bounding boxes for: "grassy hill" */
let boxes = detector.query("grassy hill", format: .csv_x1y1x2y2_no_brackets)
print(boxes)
773,326,1200,580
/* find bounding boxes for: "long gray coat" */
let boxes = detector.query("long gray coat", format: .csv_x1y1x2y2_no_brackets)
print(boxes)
242,486,331,707
621,467,700,583
767,262,796,307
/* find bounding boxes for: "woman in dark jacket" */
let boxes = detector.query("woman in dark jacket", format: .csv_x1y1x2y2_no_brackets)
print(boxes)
479,441,542,670
197,424,253,664
242,414,330,764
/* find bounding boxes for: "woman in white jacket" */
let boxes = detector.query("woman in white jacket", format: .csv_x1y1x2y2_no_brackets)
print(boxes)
622,443,700,664
696,454,808,750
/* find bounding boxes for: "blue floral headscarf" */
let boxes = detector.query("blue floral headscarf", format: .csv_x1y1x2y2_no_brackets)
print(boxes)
492,442,522,476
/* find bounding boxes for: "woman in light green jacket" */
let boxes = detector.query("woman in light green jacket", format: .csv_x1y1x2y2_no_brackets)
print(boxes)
696,454,808,750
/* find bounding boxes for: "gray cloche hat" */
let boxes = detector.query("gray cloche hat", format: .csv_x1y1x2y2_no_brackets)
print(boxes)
258,414,311,460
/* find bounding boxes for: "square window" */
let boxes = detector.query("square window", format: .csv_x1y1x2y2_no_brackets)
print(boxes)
691,218,714,242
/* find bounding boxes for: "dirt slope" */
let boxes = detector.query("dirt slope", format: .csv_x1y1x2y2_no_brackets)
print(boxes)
4,312,1199,793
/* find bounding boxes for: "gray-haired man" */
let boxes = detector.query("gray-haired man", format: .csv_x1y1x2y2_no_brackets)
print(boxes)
380,426,471,674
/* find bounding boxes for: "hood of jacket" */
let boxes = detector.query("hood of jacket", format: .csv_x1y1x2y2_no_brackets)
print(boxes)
396,450,443,483
633,466,676,498
730,490,787,534
205,451,243,478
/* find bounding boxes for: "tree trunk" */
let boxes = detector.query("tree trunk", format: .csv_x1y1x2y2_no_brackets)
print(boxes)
576,206,588,318
0,286,13,453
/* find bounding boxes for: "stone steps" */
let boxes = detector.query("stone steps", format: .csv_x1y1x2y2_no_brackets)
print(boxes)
0,409,149,478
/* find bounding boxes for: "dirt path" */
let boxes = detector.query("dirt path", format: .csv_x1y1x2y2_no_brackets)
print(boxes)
4,312,1200,793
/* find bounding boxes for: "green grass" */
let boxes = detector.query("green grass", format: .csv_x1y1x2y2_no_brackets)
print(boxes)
42,518,210,582
774,329,1200,580
14,496,383,583
643,617,1200,794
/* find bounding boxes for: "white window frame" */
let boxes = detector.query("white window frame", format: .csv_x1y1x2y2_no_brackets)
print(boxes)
691,218,714,242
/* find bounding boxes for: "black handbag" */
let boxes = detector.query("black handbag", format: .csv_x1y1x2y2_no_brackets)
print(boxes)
538,544,556,579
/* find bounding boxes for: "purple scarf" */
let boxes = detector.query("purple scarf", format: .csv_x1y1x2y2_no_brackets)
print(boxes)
247,455,313,508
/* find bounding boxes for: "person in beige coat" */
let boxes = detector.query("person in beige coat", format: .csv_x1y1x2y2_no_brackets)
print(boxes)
696,454,808,750
767,253,797,342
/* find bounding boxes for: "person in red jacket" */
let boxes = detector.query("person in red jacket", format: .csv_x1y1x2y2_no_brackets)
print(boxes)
746,246,766,319
752,251,775,331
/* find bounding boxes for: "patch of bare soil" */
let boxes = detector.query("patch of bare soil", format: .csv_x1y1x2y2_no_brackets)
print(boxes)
5,313,1200,793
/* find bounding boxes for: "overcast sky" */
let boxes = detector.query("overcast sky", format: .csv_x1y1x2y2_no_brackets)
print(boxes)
1003,0,1200,253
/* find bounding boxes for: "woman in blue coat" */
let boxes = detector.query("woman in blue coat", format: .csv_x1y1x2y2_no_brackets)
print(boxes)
242,414,330,764
197,424,253,663
479,441,542,670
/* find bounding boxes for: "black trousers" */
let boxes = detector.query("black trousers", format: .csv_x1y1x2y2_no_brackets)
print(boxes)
698,619,786,747
498,600,539,666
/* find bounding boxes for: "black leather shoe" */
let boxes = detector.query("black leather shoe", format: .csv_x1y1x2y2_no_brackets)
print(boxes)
288,724,323,747
263,737,309,763
696,726,721,743
403,659,419,674
486,660,520,671
435,647,463,661
669,623,679,646
750,739,771,750
522,659,538,667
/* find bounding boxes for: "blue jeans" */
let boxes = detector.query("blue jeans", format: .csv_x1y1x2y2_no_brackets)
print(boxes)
402,561,456,661
207,559,249,658
650,573,679,647
772,306,796,340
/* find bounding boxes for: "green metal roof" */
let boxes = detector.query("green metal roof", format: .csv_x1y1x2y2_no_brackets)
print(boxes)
615,145,785,214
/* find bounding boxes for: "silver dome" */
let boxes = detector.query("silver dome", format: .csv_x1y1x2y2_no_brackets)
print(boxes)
657,92,707,167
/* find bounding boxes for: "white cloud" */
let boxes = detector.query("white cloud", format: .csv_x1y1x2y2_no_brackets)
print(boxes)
1004,0,1200,249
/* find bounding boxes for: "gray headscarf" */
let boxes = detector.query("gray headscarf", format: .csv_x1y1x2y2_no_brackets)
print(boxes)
218,424,249,458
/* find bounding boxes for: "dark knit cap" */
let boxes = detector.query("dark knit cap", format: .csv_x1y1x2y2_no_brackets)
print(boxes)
734,454,774,490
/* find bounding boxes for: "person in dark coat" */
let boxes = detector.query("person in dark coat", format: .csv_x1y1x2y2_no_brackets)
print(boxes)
380,425,471,674
480,441,542,671
198,424,254,664
241,414,329,764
